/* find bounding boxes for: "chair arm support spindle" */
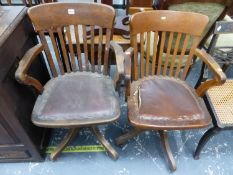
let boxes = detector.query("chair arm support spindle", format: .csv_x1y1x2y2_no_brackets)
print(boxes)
124,47,133,98
110,41,125,86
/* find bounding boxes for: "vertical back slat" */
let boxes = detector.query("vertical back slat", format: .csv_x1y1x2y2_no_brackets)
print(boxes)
151,32,158,76
145,32,151,76
74,25,83,71
163,32,174,76
97,27,103,73
57,27,71,73
157,31,166,75
90,25,95,72
103,28,111,75
132,35,139,80
48,30,65,75
169,33,182,77
174,34,190,78
181,37,199,80
82,25,89,71
66,26,77,71
140,33,144,78
39,31,58,77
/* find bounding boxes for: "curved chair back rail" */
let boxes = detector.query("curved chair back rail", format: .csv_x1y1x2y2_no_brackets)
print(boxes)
129,10,209,81
28,2,115,77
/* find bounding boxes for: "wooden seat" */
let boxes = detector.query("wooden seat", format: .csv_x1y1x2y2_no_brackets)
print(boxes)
115,10,226,171
15,3,125,161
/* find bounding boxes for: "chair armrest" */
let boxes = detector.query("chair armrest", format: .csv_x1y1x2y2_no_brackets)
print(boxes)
110,41,125,87
194,48,226,97
15,44,44,93
124,47,133,98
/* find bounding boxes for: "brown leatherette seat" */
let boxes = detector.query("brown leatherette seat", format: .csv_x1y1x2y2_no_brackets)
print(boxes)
128,76,210,130
32,72,120,127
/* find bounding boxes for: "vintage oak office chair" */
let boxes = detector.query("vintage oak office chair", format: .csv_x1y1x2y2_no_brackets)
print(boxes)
15,3,125,160
115,11,226,171
194,21,233,160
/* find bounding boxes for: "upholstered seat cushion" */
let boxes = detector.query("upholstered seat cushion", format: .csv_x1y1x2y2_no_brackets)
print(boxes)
128,76,211,130
32,72,120,127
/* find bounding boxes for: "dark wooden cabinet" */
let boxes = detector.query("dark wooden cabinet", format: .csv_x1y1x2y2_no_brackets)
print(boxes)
0,6,50,162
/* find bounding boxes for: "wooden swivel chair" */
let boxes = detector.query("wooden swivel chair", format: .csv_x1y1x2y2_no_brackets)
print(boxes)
115,10,226,171
15,3,125,161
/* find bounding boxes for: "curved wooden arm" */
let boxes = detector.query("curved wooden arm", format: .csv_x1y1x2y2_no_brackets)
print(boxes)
15,44,44,93
124,47,133,99
110,41,125,89
195,48,226,97
110,41,124,76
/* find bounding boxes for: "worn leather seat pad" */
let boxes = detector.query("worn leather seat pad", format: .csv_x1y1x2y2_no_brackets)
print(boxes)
32,72,120,127
128,77,211,130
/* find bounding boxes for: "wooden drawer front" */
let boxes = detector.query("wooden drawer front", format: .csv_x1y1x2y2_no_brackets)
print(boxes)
0,150,29,160
0,114,20,145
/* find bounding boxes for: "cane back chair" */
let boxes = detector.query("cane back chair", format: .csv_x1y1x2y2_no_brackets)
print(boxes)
115,10,226,171
15,3,125,160
194,21,233,160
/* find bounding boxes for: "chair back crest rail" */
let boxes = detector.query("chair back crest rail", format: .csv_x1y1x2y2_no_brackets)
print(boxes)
129,10,209,81
28,3,115,77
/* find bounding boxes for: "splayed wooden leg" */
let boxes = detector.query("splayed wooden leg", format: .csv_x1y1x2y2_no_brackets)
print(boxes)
159,130,176,171
194,126,221,160
50,128,79,160
115,128,143,146
91,126,119,160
